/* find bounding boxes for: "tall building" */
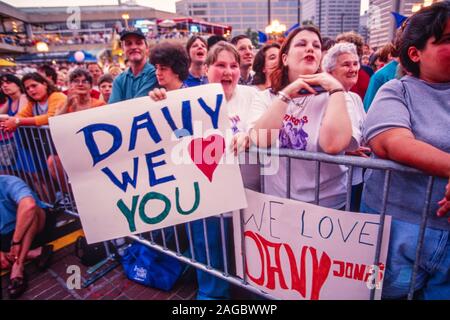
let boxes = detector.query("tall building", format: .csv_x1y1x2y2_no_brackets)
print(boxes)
176,0,301,36
368,0,443,49
0,2,182,58
359,10,369,44
300,0,361,38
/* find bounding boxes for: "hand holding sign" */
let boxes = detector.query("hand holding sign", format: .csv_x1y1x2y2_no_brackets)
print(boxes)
233,190,391,300
49,84,247,243
188,134,225,182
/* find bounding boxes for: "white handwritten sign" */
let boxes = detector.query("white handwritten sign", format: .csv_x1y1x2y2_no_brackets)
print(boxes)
233,189,391,300
49,84,247,243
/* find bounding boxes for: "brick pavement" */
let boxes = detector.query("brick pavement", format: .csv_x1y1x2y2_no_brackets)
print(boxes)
1,243,254,300
1,243,197,300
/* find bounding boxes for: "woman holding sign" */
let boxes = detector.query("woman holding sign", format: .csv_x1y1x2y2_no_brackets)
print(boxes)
197,41,257,300
149,41,257,300
149,42,190,91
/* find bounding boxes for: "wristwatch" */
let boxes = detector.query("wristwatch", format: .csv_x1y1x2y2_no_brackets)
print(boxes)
14,117,20,125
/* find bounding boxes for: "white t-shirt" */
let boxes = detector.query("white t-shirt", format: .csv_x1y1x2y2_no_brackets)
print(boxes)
248,89,362,208
345,91,367,185
226,85,257,133
226,85,260,191
34,100,49,116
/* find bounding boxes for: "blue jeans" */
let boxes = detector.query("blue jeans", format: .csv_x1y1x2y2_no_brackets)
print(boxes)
187,216,231,300
360,201,450,300
350,183,363,212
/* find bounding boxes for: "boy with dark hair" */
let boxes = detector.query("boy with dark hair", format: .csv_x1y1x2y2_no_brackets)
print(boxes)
230,35,255,85
207,35,227,50
98,74,114,103
38,64,58,85
87,62,104,89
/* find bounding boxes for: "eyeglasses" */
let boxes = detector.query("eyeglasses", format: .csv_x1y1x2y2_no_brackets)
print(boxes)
71,79,90,85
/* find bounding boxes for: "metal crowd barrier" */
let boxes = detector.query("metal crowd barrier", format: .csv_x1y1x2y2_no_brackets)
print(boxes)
0,126,78,215
0,126,440,300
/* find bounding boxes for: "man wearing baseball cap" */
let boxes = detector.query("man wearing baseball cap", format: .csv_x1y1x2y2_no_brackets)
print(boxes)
108,28,157,104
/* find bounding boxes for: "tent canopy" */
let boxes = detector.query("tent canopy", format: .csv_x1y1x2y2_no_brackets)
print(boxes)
158,19,176,28
0,58,17,67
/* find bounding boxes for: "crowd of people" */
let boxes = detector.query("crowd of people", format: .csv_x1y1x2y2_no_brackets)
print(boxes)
0,1,449,300
0,28,197,50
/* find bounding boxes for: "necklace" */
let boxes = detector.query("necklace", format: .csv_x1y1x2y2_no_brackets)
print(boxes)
292,95,310,110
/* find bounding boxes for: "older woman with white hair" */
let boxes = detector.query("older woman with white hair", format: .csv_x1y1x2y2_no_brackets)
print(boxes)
322,42,368,211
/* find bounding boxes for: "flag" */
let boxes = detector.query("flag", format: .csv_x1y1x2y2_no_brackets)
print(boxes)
284,23,300,36
391,12,407,29
258,31,267,43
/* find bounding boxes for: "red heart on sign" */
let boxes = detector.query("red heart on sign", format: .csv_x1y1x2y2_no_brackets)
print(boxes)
188,134,225,182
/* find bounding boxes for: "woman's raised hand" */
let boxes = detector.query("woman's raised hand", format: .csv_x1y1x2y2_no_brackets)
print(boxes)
297,72,344,92
281,77,318,99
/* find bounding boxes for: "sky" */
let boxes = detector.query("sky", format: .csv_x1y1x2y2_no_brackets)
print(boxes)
4,1,178,12
4,0,370,15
